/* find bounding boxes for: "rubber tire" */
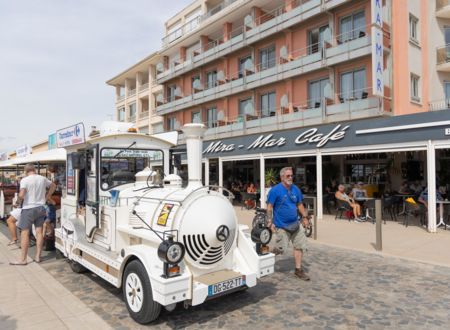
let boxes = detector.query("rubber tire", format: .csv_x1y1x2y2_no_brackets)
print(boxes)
55,249,65,260
70,260,88,273
123,260,161,324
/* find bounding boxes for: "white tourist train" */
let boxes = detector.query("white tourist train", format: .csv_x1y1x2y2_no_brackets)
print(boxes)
54,122,274,324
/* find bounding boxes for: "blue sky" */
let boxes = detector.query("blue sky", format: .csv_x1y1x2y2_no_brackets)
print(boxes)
0,0,191,154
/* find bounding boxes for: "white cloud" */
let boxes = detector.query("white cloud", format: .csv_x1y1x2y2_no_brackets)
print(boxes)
0,0,191,153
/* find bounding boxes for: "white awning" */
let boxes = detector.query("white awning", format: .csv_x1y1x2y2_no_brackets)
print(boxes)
0,159,15,168
12,148,66,165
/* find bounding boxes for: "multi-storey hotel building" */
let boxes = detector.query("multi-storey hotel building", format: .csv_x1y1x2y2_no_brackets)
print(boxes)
107,53,164,134
108,0,450,233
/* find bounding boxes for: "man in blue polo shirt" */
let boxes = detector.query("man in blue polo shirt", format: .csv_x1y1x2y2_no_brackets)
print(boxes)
267,167,310,281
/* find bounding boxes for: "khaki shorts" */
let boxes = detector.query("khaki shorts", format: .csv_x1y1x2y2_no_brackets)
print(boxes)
275,224,308,253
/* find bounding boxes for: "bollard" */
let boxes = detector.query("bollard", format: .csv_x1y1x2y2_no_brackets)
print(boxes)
375,199,382,251
313,197,317,240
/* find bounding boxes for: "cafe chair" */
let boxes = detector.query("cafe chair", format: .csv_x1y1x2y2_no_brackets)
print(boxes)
335,199,353,221
404,200,427,228
382,196,397,222
363,198,377,224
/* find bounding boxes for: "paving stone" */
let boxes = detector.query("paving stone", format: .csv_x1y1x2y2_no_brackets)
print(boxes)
33,243,450,329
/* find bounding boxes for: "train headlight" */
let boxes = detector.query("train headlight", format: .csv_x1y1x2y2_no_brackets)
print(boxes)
251,226,272,244
259,228,272,245
158,237,185,278
158,237,185,265
251,226,272,255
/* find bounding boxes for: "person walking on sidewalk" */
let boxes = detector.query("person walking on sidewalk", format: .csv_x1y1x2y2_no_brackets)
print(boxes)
266,167,311,281
10,164,56,265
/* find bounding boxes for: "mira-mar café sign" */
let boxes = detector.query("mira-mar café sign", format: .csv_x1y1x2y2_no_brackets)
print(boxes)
201,110,450,158
203,124,350,155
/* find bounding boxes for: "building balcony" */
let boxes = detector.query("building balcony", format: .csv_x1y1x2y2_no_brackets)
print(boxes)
429,99,450,111
128,88,137,97
162,0,238,48
156,31,376,115
436,0,450,18
117,94,125,102
139,111,150,119
200,92,384,139
436,44,450,71
157,0,323,83
139,83,149,93
156,0,389,84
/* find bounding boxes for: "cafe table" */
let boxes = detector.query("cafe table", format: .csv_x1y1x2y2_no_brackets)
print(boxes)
437,200,450,229
394,194,416,216
355,197,375,222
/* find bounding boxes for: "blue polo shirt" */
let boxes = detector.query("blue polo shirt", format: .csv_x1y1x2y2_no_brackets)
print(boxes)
267,183,303,228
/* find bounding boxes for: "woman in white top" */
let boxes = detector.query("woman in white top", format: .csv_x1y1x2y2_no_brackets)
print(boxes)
335,184,363,221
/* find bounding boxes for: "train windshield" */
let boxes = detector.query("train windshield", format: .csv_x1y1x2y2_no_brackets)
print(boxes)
100,148,163,190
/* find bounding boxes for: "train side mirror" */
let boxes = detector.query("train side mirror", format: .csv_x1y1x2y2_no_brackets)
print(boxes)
173,154,181,169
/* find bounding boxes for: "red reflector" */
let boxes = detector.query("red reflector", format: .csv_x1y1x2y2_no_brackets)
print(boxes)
261,245,270,255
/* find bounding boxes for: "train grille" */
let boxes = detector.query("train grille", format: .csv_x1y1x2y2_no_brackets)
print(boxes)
183,229,235,266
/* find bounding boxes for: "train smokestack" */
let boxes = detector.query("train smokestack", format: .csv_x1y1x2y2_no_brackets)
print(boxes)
182,123,207,188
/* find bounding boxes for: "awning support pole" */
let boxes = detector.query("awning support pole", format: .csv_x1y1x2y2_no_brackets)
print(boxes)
204,158,209,186
427,140,437,233
316,149,323,220
260,154,265,209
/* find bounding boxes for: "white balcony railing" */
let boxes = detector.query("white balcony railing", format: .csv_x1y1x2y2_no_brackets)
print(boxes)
158,0,377,82
162,0,238,48
139,111,150,119
128,89,136,97
117,95,125,102
157,27,374,114
429,99,450,111
140,83,149,91
197,92,384,138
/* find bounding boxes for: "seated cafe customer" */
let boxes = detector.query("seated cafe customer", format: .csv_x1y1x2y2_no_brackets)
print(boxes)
399,181,413,194
335,184,363,222
351,182,368,199
418,187,443,209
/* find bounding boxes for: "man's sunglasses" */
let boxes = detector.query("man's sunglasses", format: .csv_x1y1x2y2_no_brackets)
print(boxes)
285,174,293,178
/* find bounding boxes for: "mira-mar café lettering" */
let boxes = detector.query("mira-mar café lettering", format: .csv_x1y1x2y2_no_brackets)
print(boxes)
203,124,350,154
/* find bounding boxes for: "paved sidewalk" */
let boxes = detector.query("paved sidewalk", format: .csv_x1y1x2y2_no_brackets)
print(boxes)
235,206,450,267
0,231,111,330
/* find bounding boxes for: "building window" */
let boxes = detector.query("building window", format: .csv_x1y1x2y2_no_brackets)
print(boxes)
308,78,330,108
339,11,366,43
152,123,164,134
129,103,136,120
239,55,252,78
260,92,276,117
139,127,149,134
167,117,176,130
410,74,420,102
207,107,217,128
409,14,419,43
445,81,450,101
308,25,329,54
340,68,367,101
192,111,201,123
259,45,276,71
167,84,176,102
118,108,125,122
206,70,217,89
239,98,253,117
